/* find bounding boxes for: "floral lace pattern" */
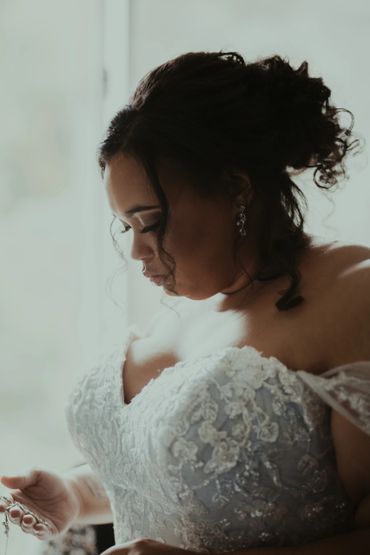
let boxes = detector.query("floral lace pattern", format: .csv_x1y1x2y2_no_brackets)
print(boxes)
65,325,370,553
297,362,370,436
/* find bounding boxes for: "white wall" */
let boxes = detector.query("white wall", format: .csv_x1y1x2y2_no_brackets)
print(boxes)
0,1,105,552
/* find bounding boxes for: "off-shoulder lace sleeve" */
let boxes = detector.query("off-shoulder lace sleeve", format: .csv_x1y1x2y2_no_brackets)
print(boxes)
297,361,370,436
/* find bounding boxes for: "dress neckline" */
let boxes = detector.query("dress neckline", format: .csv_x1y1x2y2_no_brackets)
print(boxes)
116,326,337,409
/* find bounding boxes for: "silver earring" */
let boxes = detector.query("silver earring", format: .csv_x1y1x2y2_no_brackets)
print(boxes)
236,203,247,236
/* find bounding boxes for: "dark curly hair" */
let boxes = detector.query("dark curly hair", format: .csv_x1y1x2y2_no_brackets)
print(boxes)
98,51,360,311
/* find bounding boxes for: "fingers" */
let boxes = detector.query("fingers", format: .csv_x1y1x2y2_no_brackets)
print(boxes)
19,516,51,539
0,498,52,539
33,523,50,540
20,514,38,535
7,507,51,538
0,470,38,490
21,513,36,528
7,505,23,526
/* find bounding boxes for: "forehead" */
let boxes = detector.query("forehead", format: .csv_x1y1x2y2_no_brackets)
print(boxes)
104,152,159,216
104,152,227,219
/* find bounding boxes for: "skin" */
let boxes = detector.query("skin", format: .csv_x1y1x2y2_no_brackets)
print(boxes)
105,152,263,303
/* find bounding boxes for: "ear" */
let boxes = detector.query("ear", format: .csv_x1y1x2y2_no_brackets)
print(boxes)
227,170,254,212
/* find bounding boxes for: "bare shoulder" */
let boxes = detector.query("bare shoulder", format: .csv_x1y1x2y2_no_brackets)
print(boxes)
310,237,370,277
314,239,370,361
331,240,370,313
323,237,370,258
329,238,370,272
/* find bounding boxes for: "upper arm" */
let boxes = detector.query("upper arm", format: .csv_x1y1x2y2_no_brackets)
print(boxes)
344,258,370,360
330,255,370,525
331,407,370,530
331,410,370,504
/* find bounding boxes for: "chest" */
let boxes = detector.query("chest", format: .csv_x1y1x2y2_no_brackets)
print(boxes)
123,297,328,405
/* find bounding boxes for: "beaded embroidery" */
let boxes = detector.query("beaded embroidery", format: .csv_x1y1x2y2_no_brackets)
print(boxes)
65,326,369,551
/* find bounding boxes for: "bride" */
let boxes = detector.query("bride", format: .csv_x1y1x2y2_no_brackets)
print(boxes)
1,51,370,555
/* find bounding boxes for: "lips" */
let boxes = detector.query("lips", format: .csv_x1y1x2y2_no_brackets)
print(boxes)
147,275,165,285
143,272,164,278
142,270,167,286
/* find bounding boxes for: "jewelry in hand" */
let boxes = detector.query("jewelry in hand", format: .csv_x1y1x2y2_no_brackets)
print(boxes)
0,495,52,555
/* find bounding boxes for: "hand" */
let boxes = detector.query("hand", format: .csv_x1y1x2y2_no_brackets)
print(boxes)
0,467,80,540
100,538,199,555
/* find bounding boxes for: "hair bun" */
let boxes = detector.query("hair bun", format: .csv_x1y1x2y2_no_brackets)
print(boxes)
244,56,355,181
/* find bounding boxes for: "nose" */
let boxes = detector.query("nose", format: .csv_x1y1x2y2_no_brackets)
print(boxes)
129,233,156,262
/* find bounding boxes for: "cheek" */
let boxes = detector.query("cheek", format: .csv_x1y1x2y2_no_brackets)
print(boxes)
163,217,233,267
165,212,207,253
161,227,197,260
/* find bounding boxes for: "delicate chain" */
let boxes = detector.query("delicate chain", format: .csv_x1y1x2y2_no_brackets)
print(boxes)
1,511,9,555
0,495,53,555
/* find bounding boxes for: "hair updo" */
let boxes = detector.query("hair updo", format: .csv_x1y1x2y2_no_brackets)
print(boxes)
98,51,359,311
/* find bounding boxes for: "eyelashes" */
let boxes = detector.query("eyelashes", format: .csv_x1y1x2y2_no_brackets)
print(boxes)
119,221,161,234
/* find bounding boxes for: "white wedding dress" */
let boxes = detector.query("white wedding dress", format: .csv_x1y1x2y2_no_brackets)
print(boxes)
65,324,370,553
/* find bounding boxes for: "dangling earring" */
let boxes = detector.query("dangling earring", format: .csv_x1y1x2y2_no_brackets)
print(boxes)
236,202,247,236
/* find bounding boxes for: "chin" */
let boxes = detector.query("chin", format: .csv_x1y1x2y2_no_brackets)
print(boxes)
163,276,218,301
163,288,178,297
174,288,219,301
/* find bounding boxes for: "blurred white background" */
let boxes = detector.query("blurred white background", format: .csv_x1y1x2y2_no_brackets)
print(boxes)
0,0,369,552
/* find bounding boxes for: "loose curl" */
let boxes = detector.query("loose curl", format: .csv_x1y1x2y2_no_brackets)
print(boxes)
98,51,360,311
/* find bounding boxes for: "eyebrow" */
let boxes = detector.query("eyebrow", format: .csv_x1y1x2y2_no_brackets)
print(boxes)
122,204,160,216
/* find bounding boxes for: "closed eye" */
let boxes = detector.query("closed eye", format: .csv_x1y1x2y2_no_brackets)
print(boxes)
120,221,161,234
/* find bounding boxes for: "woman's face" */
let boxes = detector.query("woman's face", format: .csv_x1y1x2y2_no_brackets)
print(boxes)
104,152,257,301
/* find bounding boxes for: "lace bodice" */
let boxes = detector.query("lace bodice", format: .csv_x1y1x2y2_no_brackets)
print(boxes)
65,325,370,552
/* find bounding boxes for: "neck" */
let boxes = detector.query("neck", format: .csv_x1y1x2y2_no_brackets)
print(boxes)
220,269,255,295
220,232,260,296
213,260,260,312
